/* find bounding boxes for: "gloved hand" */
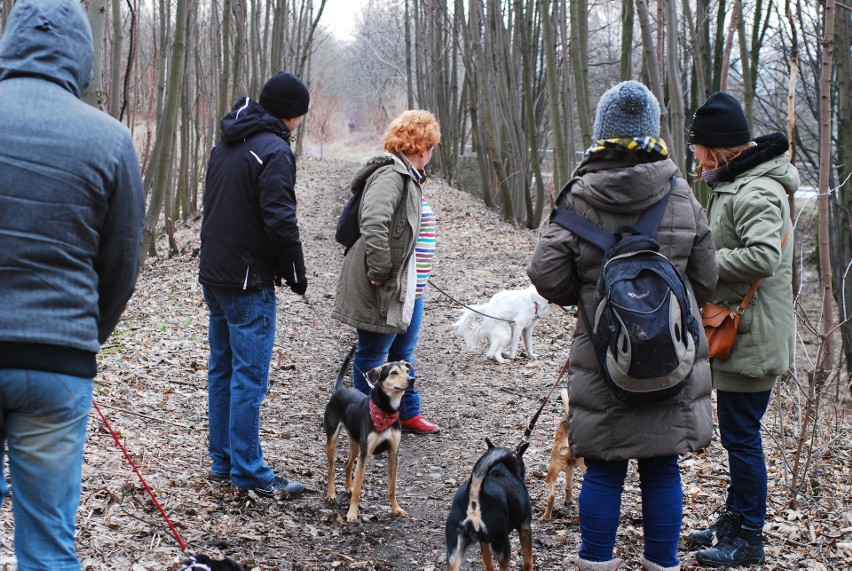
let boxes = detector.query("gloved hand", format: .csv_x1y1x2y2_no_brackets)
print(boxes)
278,245,308,296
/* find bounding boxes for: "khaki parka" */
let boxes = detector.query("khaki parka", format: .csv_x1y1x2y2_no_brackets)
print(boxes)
332,153,422,334
528,153,717,461
705,133,798,392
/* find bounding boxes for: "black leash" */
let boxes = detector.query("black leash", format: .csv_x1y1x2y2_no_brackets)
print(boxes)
427,278,514,323
516,356,571,452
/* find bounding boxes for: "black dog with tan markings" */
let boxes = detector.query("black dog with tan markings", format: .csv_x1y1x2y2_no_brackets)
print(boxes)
445,439,533,571
324,346,413,522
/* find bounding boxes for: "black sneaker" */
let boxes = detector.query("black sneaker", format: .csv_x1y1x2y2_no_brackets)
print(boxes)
208,471,230,483
688,505,742,547
252,476,305,498
695,527,766,567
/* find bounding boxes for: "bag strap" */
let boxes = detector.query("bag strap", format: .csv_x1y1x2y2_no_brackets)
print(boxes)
550,178,675,252
736,225,791,314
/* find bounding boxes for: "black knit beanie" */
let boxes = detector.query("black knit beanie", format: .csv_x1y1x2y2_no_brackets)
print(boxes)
259,71,310,119
689,91,750,147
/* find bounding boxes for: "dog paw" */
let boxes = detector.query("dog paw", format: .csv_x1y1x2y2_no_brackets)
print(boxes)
391,506,408,517
345,511,359,522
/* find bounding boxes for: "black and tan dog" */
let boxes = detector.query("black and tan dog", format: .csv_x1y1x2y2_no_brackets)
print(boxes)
541,388,585,520
324,346,413,522
445,439,533,571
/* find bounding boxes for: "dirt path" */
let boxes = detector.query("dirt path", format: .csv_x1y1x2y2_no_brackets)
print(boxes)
1,156,846,571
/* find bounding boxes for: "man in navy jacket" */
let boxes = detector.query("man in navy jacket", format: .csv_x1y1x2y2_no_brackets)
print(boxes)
0,0,144,567
199,71,309,498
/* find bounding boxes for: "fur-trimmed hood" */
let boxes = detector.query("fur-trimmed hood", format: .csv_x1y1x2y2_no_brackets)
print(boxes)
716,132,794,185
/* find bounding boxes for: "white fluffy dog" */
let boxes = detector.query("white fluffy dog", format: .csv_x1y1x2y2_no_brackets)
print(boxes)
454,285,552,363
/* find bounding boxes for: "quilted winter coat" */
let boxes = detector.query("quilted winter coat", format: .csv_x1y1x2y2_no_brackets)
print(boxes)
527,153,717,461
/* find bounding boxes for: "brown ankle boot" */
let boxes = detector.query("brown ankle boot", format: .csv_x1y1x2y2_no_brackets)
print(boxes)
640,555,680,570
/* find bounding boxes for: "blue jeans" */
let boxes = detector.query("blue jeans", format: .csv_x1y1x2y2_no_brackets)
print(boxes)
717,389,772,529
578,456,682,567
353,296,423,419
203,286,277,489
0,369,92,571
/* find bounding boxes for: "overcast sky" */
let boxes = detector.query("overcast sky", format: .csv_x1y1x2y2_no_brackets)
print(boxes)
322,0,364,40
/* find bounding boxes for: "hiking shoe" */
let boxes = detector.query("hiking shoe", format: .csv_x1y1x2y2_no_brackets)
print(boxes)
695,527,766,567
400,415,441,434
252,476,305,499
208,471,230,483
688,505,742,547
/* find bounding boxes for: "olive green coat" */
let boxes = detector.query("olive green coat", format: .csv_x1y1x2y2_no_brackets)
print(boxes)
332,153,422,334
705,133,798,392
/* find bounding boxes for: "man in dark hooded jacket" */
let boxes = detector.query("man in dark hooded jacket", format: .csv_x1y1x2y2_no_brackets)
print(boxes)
0,0,144,568
199,71,309,498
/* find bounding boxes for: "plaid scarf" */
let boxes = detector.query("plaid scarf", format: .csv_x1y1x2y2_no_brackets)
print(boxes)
584,136,669,158
369,400,399,432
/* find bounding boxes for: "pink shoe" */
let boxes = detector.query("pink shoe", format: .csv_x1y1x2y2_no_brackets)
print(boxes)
400,415,441,434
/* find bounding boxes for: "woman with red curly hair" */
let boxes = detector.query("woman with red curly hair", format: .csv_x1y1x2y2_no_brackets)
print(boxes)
332,110,442,434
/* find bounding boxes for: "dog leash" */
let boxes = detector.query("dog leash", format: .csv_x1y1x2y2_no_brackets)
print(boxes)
427,278,514,322
516,356,571,451
92,399,189,553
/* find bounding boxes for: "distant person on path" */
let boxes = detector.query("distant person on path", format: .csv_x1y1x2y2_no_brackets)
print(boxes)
332,110,442,435
199,71,310,498
0,0,144,568
348,117,356,134
685,92,797,568
527,80,717,571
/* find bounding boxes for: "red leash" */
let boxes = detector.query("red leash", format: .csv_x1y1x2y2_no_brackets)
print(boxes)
92,399,188,552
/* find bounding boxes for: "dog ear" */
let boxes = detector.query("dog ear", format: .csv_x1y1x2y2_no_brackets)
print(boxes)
485,437,495,449
515,441,529,457
365,365,381,388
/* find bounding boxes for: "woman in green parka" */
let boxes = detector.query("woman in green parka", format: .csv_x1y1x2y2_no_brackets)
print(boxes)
686,92,799,568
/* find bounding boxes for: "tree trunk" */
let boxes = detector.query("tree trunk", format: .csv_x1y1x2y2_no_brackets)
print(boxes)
816,0,836,372
570,0,592,146
665,0,686,176
142,0,190,258
621,0,634,81
84,0,108,109
109,0,123,118
636,0,674,150
719,0,741,91
540,0,568,189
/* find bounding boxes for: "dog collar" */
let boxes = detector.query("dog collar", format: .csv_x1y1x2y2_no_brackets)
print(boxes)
369,400,399,432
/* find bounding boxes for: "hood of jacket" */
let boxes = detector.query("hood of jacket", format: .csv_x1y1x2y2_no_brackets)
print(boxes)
350,153,410,193
716,132,799,193
0,0,93,98
570,154,680,214
220,97,292,144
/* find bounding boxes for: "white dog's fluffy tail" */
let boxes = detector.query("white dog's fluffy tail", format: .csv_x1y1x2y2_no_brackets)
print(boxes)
454,307,486,350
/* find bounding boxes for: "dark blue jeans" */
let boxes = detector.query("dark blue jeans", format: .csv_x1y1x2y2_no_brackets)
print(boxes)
203,286,277,489
578,456,682,567
352,296,423,419
717,389,772,529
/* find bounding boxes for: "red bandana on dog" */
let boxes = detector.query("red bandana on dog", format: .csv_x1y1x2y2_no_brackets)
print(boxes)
369,401,399,432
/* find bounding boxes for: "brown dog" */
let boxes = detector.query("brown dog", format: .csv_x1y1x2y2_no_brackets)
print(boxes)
541,389,585,520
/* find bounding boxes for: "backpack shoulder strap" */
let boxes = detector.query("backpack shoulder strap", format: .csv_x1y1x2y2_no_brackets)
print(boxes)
634,178,675,237
550,208,613,252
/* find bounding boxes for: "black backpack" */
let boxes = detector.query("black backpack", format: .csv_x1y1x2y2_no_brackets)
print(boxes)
334,185,364,248
550,180,698,406
335,170,408,250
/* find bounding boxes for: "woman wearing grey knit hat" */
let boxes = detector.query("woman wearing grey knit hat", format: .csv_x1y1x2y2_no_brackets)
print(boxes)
685,92,798,568
528,80,717,571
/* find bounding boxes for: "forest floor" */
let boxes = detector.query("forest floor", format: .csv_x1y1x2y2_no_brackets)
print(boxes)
1,143,849,571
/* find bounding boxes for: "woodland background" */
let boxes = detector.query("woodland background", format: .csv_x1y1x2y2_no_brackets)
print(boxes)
0,0,850,569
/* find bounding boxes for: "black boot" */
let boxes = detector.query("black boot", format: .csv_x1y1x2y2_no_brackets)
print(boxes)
687,505,742,547
695,526,766,567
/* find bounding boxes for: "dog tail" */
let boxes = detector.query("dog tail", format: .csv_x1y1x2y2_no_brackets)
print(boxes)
454,307,484,350
336,344,356,391
464,443,516,533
